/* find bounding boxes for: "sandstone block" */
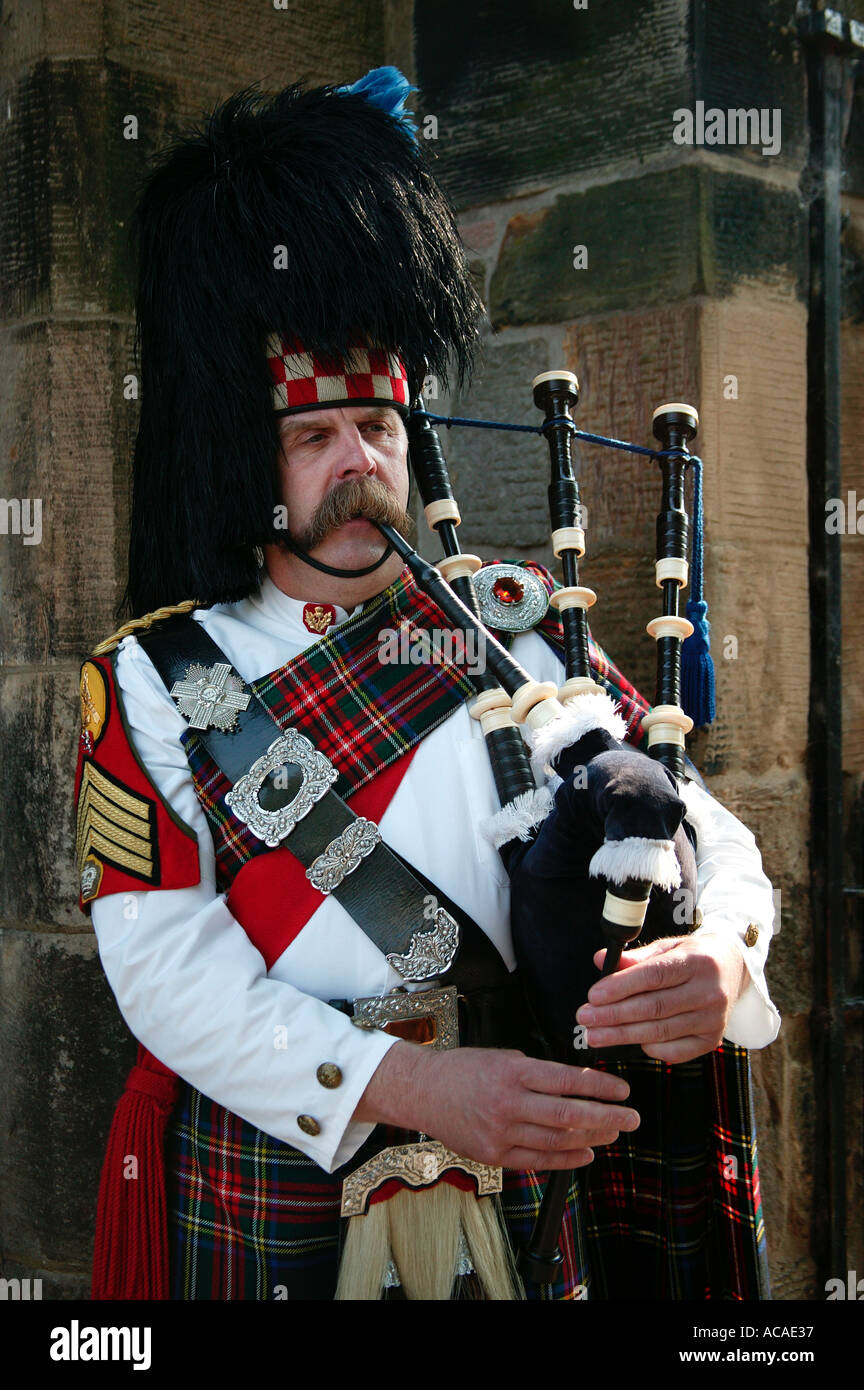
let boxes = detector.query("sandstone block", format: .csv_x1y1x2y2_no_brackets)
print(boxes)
0,931,136,1272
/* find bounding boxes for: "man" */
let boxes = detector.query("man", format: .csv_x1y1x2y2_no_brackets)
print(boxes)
75,69,779,1300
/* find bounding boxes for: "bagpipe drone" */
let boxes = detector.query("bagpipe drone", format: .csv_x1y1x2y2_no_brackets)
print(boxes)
376,372,710,1284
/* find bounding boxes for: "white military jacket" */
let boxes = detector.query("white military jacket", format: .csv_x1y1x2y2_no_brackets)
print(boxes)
91,573,781,1173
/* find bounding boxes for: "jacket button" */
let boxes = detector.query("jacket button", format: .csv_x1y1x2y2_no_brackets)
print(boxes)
744,923,759,947
317,1063,343,1089
297,1114,321,1136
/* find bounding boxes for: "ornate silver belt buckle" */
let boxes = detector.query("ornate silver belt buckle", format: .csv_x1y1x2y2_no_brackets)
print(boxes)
351,984,460,1051
225,729,337,847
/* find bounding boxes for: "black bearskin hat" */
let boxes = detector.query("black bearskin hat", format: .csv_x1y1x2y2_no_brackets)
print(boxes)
126,70,483,615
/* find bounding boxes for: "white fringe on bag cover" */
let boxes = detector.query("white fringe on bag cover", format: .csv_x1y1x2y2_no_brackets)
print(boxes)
528,689,627,785
481,785,554,850
589,836,682,891
334,1184,523,1301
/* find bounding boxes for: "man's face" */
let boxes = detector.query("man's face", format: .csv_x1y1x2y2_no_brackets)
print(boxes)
275,404,411,568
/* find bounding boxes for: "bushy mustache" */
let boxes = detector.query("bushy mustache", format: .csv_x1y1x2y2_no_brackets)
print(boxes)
292,477,415,552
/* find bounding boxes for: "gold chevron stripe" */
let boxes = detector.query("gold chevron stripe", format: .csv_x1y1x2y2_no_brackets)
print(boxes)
79,782,150,837
79,827,154,879
79,762,150,819
82,804,153,861
76,762,155,882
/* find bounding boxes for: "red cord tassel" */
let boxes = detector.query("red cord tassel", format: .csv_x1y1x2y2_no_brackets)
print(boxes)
91,1045,179,1300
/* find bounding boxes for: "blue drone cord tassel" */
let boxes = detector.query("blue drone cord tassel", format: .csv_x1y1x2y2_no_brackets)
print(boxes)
681,456,715,728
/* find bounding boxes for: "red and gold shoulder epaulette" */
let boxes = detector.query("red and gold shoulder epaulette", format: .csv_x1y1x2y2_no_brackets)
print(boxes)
73,648,201,914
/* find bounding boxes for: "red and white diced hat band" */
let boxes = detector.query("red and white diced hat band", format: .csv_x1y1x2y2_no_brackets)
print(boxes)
266,334,411,416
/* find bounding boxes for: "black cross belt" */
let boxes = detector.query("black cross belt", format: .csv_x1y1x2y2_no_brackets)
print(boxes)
136,615,512,995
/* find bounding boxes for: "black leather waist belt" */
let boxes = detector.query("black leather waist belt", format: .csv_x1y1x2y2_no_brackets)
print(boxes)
332,968,533,1052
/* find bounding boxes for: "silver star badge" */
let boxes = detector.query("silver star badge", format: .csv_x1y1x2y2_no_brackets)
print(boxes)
170,661,251,732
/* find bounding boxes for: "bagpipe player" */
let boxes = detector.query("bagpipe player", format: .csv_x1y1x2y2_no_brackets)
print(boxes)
73,68,780,1302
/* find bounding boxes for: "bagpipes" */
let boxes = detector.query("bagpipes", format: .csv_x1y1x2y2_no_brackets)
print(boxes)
376,370,707,1285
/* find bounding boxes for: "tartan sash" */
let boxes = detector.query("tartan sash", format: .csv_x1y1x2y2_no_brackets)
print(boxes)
164,562,768,1300
181,565,649,889
181,567,475,888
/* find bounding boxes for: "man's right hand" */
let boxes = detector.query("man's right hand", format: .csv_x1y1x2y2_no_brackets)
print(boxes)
352,1042,640,1170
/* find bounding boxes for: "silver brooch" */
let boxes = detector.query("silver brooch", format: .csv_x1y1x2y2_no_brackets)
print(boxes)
473,563,549,633
170,662,251,732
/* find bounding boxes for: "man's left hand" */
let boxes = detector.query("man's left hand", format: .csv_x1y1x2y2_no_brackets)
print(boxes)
575,933,749,1062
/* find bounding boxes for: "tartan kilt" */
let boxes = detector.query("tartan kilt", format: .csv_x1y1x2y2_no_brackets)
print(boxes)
164,1044,767,1301
164,1084,588,1301
584,1045,768,1300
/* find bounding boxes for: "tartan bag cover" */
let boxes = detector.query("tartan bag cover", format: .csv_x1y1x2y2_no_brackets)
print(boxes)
164,563,768,1300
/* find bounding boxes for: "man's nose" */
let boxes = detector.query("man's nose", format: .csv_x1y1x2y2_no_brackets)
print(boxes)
334,426,377,479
